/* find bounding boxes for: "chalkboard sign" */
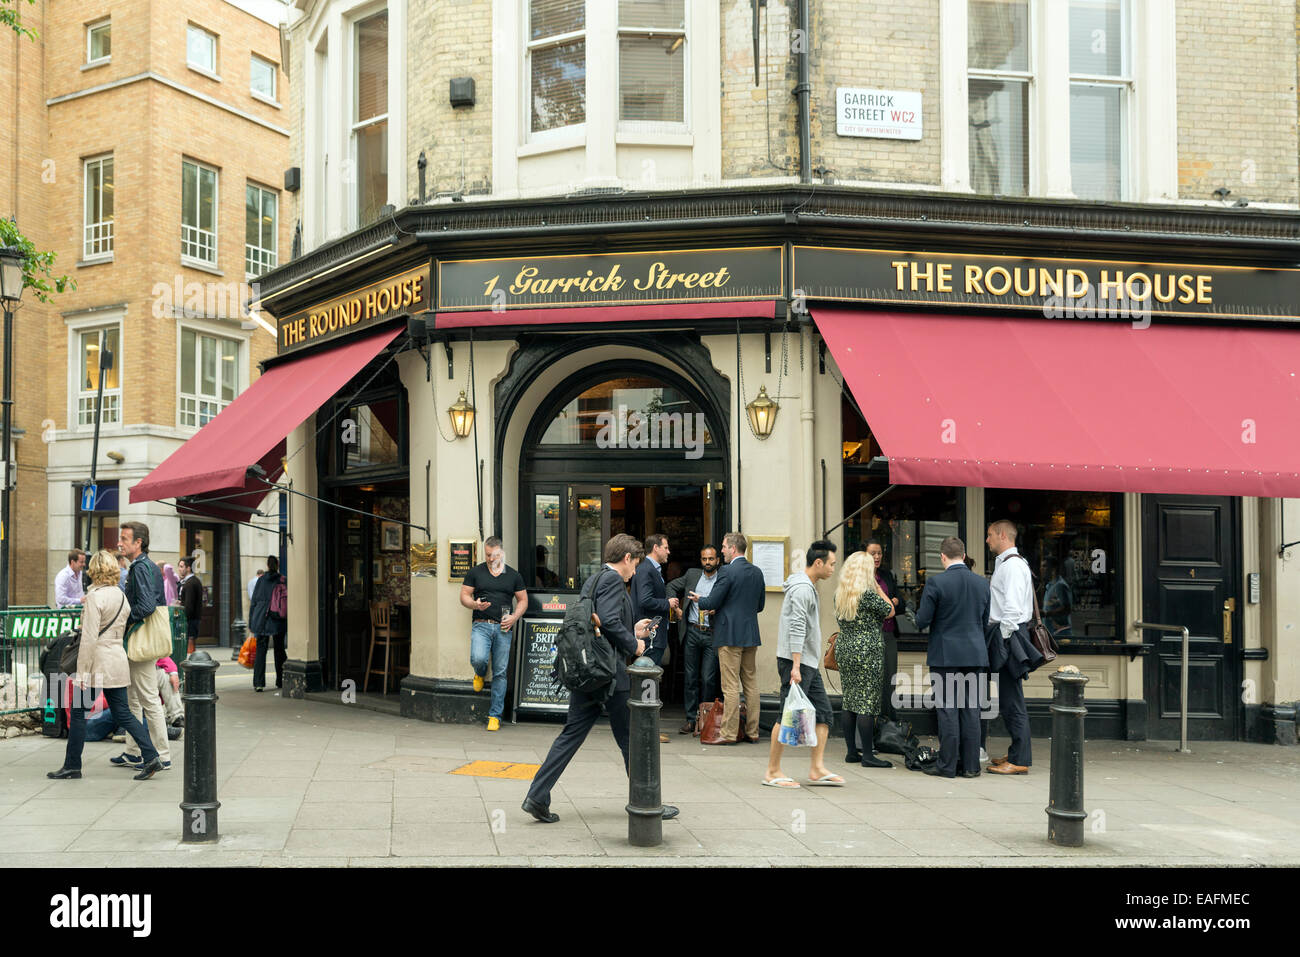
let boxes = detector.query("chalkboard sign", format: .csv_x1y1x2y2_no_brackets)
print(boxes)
513,617,570,714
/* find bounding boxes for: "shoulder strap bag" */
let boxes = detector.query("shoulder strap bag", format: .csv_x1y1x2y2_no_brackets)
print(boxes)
1012,555,1059,667
127,604,173,662
61,593,126,674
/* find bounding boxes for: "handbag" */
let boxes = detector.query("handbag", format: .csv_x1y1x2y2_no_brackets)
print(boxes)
1012,555,1059,668
238,636,258,669
823,631,839,671
873,718,919,756
696,697,725,742
126,605,172,662
60,594,126,673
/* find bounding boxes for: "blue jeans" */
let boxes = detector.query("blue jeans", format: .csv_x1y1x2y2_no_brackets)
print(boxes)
470,621,513,719
63,685,159,772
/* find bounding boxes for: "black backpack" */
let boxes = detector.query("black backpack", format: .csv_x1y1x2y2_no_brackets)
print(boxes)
552,569,618,701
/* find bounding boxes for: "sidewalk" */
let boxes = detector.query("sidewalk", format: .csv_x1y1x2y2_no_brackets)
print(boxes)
1,671,1299,867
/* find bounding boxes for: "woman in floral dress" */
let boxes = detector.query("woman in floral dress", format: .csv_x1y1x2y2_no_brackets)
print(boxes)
834,550,896,768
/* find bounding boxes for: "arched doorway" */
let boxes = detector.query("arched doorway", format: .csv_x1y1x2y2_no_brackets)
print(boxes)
519,359,729,593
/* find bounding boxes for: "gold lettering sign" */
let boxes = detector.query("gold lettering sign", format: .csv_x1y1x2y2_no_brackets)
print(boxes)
278,264,431,353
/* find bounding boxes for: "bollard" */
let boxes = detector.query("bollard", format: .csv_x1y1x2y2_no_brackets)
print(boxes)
626,655,664,847
180,651,220,844
229,619,246,662
1046,667,1089,847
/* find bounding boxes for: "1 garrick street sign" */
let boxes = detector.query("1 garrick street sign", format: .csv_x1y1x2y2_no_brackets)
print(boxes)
437,246,785,311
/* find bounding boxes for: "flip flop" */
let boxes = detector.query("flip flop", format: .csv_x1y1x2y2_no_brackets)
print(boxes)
761,777,801,789
807,773,846,787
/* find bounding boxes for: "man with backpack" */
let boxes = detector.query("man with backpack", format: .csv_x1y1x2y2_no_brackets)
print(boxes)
250,555,287,692
522,533,679,824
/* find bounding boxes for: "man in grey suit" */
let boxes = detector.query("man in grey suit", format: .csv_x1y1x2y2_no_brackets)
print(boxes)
522,533,679,824
914,536,991,779
693,532,766,744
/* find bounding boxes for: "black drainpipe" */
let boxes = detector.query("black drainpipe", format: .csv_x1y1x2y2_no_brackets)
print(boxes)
795,0,811,184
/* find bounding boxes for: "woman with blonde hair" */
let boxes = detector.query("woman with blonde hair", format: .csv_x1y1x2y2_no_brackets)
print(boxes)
47,550,164,781
834,549,896,768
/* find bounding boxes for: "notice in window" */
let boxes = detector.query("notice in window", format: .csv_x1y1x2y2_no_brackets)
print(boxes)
836,88,922,140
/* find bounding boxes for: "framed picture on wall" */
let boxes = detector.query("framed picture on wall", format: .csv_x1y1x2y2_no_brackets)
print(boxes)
389,562,407,577
381,521,404,552
347,534,361,546
372,559,384,582
347,517,362,530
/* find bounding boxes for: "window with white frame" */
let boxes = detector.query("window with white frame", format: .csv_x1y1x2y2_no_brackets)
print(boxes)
967,0,1031,196
86,19,111,64
618,0,685,126
245,183,277,278
181,160,218,265
1068,0,1129,201
187,24,218,74
179,329,239,428
75,327,120,427
250,54,277,101
352,9,389,227
528,0,585,134
83,155,114,260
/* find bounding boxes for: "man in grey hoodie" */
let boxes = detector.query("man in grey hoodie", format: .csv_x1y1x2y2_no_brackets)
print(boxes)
763,540,841,788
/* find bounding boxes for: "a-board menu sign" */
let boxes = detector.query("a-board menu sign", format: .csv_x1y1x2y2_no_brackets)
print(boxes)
513,617,569,715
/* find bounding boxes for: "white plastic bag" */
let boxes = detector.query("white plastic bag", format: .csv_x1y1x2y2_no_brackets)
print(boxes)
778,681,818,747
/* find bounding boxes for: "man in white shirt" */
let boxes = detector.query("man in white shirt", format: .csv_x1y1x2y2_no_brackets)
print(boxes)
54,550,87,608
984,519,1034,774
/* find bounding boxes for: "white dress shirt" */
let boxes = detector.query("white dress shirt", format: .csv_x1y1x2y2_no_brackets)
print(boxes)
688,570,717,625
989,546,1034,638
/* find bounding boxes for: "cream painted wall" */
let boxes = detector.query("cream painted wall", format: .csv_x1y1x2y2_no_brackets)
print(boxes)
284,421,319,664
1260,497,1300,704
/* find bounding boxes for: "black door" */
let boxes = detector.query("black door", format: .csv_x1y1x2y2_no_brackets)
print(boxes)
1141,495,1241,740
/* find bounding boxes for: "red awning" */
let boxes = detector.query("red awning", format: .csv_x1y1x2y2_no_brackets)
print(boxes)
814,308,1300,497
130,327,404,516
435,300,778,329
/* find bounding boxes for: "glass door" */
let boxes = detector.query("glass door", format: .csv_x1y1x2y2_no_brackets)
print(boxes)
567,486,610,591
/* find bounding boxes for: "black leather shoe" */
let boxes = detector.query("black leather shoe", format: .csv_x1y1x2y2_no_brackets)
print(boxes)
133,757,164,781
921,765,955,778
661,805,680,820
861,754,893,769
47,767,81,779
960,769,981,778
845,751,863,763
521,798,559,823
679,721,695,735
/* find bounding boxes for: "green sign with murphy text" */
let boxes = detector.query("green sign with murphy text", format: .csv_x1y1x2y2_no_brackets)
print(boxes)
4,609,80,642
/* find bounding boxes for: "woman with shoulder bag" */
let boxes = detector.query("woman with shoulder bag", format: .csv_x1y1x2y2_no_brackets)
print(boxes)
48,550,164,781
834,550,896,768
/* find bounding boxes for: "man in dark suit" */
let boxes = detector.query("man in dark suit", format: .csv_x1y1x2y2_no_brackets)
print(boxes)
177,556,204,657
692,532,765,744
522,533,679,824
914,536,990,779
633,534,679,743
667,544,722,734
632,534,679,669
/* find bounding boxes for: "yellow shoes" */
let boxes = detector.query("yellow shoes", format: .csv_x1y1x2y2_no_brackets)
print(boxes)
487,717,500,732
473,674,484,693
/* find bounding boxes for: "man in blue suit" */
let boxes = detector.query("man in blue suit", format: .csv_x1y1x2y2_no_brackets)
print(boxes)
632,534,679,670
914,536,990,779
692,532,766,744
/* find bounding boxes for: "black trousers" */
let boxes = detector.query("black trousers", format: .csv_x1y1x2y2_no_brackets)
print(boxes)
682,625,719,719
254,633,286,689
526,686,630,808
931,667,981,778
879,631,899,722
994,665,1032,766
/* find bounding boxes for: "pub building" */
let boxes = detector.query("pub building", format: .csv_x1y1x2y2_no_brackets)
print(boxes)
130,187,1300,744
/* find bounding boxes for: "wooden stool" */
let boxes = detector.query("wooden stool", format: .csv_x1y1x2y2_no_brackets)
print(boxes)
365,601,410,695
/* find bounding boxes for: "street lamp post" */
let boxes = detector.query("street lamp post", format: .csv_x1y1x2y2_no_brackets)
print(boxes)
0,246,26,614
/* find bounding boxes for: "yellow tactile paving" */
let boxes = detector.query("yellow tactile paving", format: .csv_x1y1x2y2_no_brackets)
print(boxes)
449,760,540,780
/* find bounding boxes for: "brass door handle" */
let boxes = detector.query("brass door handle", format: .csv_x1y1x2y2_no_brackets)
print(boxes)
1223,597,1236,644
338,573,346,598
567,577,575,589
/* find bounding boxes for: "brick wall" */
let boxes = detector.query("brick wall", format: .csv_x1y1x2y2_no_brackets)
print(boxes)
1177,0,1299,203
1,0,288,605
406,0,493,198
